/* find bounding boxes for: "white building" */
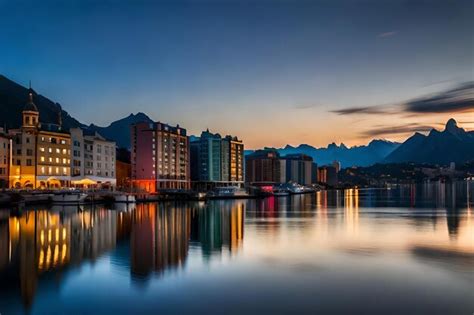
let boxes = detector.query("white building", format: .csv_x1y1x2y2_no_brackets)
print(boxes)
70,128,116,187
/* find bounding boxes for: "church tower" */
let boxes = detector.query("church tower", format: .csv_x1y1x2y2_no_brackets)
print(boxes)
22,84,40,132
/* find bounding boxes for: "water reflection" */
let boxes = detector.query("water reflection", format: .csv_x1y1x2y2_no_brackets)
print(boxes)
0,182,472,314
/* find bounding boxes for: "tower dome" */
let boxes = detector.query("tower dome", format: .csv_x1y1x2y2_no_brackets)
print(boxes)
24,90,38,112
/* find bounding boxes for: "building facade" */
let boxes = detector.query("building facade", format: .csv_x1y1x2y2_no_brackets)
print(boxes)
281,154,314,186
245,149,282,184
190,130,244,189
0,129,11,188
318,165,338,186
9,91,71,189
131,121,190,192
246,150,318,186
70,128,116,187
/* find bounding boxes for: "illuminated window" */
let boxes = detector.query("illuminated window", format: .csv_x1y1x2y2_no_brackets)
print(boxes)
56,148,60,153
48,148,52,153
41,156,45,162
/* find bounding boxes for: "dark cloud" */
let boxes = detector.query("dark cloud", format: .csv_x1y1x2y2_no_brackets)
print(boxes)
331,81,474,116
360,123,434,137
330,106,390,115
404,82,474,113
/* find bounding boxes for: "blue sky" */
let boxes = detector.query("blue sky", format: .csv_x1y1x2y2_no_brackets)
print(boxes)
1,0,472,148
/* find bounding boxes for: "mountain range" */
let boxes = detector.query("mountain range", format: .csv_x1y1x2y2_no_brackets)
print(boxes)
1,75,472,166
384,119,474,165
252,140,401,167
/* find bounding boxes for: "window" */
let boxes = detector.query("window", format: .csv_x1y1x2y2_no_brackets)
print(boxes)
41,167,45,174
16,159,20,165
26,159,32,166
40,147,45,152
48,148,52,153
56,148,60,154
16,149,21,155
63,158,67,164
55,167,59,174
26,149,33,156
61,139,66,145
40,156,45,162
62,148,67,154
63,167,67,175
26,137,30,143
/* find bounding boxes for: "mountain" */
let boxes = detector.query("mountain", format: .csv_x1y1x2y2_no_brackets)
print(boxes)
384,119,474,165
0,74,83,130
245,139,400,167
0,74,152,149
87,112,153,148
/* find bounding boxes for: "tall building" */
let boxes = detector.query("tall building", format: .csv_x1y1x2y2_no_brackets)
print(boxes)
131,121,190,192
224,135,244,183
0,129,11,188
281,154,314,185
245,149,282,184
70,128,116,187
332,160,341,173
318,165,338,186
9,90,71,189
190,130,244,189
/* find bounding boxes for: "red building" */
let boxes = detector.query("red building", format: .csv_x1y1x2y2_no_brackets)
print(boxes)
131,121,190,192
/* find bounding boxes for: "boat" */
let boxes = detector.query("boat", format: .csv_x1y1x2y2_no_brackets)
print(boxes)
114,193,136,203
207,186,249,199
273,189,290,197
51,191,88,204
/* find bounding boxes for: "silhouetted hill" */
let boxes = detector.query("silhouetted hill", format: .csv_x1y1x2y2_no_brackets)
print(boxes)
385,119,474,165
0,75,83,130
87,112,152,149
246,139,400,167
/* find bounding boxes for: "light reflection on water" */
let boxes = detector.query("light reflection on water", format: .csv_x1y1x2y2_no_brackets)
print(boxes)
0,182,473,314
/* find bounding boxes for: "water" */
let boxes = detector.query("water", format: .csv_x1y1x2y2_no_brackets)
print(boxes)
0,182,473,314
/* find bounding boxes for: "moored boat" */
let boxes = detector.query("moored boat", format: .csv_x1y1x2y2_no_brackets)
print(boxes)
52,191,88,204
114,193,136,203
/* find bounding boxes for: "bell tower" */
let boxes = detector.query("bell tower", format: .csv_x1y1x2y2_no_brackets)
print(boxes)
22,83,40,132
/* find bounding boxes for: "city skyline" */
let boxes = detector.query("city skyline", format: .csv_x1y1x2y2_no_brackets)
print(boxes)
1,0,473,149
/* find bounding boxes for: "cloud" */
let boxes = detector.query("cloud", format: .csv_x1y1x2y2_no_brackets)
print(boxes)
331,106,390,115
331,81,474,116
377,31,398,38
404,82,474,113
360,123,434,137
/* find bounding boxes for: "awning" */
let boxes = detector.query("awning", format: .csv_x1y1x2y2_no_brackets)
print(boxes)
71,178,97,185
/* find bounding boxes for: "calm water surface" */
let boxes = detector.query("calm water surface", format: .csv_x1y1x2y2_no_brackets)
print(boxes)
0,182,473,314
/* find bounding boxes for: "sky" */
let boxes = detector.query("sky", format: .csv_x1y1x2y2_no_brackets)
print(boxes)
1,0,473,149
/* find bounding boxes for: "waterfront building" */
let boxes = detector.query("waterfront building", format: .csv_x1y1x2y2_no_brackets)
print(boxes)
245,149,282,184
131,121,190,192
70,128,116,187
0,129,11,188
318,165,338,186
9,90,71,189
116,148,131,190
190,130,244,189
281,153,314,185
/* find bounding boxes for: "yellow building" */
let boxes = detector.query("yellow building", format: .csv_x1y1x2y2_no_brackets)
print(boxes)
9,89,71,189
